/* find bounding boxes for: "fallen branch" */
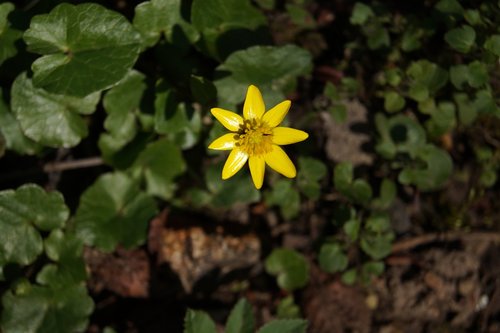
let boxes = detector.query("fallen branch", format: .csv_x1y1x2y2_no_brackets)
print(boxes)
43,157,104,173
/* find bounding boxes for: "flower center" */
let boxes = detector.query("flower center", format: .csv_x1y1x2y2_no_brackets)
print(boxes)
234,119,273,156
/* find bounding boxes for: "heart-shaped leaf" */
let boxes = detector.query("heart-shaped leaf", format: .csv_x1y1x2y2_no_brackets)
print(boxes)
11,72,100,148
74,172,157,252
265,248,309,291
133,0,199,48
24,3,142,96
0,184,69,266
1,281,93,333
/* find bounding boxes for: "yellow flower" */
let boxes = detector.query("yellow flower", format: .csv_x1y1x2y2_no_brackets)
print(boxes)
208,85,309,189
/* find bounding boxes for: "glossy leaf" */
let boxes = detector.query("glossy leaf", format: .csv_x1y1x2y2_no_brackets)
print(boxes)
11,73,100,148
1,282,93,333
215,45,312,108
131,138,186,200
24,3,142,96
133,0,199,48
0,184,69,266
0,91,41,155
225,298,255,333
74,172,158,251
265,248,309,291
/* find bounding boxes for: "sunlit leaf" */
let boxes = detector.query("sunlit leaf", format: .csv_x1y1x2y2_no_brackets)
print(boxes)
0,184,69,266
24,3,142,96
11,72,100,148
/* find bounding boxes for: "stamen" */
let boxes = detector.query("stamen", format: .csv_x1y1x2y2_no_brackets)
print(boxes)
235,118,273,156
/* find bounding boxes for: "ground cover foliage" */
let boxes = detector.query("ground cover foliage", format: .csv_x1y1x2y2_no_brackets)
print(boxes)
0,0,499,332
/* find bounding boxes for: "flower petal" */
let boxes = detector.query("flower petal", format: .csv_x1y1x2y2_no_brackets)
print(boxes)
243,85,265,120
264,145,296,178
208,133,237,150
211,108,243,131
272,127,309,145
249,155,265,189
262,100,291,127
222,149,248,180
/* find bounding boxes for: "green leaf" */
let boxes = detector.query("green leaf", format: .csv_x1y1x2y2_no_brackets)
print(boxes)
99,70,145,162
435,0,464,14
256,319,308,333
451,61,488,89
360,216,394,260
184,309,217,333
364,24,390,50
276,296,300,319
407,60,448,102
225,298,255,333
484,35,500,56
444,25,476,53
341,269,357,285
318,243,348,273
398,144,453,191
0,184,69,266
11,72,100,148
131,138,186,200
191,0,265,34
133,0,199,48
74,172,158,252
474,90,499,116
265,248,309,291
343,218,361,241
375,113,427,159
217,45,312,84
206,163,261,208
190,75,217,106
333,162,372,204
372,179,396,210
264,179,300,220
24,3,142,96
425,101,456,138
454,93,477,125
103,70,145,143
350,3,374,25
154,83,202,149
0,91,41,155
384,91,405,113
360,261,385,283
43,230,87,285
297,157,327,200
0,3,22,66
1,282,93,333
464,9,482,25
